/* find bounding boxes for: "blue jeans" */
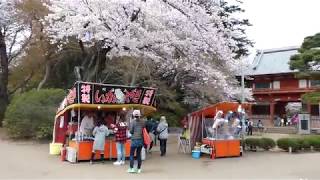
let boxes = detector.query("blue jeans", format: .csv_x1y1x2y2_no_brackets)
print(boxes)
116,142,125,162
130,139,143,169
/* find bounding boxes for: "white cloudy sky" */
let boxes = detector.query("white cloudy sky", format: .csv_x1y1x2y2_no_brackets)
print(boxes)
239,0,320,52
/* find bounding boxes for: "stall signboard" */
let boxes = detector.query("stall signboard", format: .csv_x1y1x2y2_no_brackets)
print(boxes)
59,81,156,113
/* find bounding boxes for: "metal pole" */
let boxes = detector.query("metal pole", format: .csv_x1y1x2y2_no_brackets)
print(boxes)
201,113,204,140
241,58,245,103
77,107,80,142
77,82,81,142
240,58,246,137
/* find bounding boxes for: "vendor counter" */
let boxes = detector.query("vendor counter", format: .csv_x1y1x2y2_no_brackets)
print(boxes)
69,137,131,161
202,138,240,158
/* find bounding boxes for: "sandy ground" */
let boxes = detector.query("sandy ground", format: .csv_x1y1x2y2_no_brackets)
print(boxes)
0,130,319,180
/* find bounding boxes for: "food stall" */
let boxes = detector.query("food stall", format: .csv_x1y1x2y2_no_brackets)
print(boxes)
51,81,157,162
185,102,251,158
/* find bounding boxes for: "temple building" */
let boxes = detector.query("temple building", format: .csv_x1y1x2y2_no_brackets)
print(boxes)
245,46,320,129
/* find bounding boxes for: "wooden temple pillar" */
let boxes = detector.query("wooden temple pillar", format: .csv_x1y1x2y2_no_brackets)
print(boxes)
270,101,275,126
307,103,312,114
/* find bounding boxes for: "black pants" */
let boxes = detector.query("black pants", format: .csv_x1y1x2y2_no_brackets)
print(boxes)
247,127,253,136
129,145,142,169
160,139,167,156
149,141,154,151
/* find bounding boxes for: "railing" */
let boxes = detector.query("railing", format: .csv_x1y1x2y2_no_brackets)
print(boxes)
251,114,270,119
249,115,320,128
253,87,320,93
250,115,272,127
311,116,320,129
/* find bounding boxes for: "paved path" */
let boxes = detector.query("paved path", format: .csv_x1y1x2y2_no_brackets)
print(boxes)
0,133,319,179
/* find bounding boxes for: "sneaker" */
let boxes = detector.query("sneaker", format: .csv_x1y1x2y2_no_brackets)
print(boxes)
120,161,125,165
136,169,142,174
113,161,121,166
90,160,93,165
127,168,136,173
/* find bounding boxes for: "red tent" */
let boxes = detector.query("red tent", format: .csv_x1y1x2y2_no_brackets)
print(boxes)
185,102,251,149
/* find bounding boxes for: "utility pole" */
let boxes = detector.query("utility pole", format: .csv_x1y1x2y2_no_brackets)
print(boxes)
241,59,245,103
240,58,246,136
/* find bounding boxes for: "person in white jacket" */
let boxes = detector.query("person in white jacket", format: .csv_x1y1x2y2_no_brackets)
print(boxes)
90,120,109,164
80,112,95,136
157,116,169,156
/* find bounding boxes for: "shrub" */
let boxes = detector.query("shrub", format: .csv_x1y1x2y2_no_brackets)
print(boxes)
245,138,261,150
305,137,320,149
299,138,310,149
277,138,301,152
260,138,276,150
3,89,66,140
240,139,245,146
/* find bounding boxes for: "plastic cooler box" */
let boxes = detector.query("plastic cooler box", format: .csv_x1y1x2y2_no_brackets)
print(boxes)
66,147,77,163
192,150,201,159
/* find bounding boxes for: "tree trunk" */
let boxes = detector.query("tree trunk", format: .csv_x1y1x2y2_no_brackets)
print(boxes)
37,61,51,90
83,47,110,82
0,32,9,124
130,60,142,86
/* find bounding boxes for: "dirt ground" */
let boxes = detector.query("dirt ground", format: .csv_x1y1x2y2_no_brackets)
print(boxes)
0,130,319,180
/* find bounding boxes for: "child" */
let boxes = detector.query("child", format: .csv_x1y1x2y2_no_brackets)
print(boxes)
113,115,128,166
91,120,109,164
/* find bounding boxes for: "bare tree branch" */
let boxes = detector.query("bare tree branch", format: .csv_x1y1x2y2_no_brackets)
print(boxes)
7,27,24,59
9,71,34,95
8,23,33,64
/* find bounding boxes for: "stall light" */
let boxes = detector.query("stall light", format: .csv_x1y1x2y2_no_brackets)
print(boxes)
98,106,101,109
122,107,126,111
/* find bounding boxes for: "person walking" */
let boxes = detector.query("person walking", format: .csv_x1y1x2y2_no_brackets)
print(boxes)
283,115,288,126
247,120,253,136
90,120,109,164
157,116,169,156
127,110,145,174
113,115,128,166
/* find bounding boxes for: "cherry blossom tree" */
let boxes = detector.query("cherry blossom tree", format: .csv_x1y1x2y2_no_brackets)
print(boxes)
45,0,252,105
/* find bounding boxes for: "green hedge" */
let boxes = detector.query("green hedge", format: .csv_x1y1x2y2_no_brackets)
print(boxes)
245,138,260,150
245,136,320,152
277,138,301,152
304,136,320,148
260,138,276,150
277,136,320,152
245,138,276,151
3,89,66,140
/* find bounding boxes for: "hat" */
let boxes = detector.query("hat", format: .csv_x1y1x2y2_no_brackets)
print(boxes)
132,110,141,117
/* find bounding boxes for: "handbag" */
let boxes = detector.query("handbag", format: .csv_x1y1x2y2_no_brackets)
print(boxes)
142,128,151,146
157,127,167,140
